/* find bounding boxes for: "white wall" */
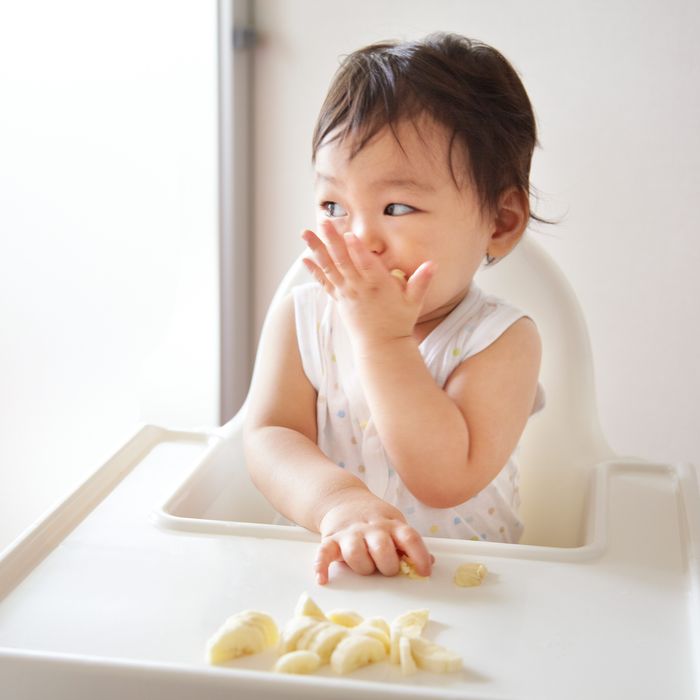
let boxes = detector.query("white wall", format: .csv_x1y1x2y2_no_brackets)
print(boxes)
0,1,219,550
251,0,700,469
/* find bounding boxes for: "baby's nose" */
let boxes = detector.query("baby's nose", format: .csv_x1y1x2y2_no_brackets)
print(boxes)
350,221,385,254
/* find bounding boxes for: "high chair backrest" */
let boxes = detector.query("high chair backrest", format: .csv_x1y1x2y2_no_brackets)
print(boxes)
236,234,614,548
474,234,614,546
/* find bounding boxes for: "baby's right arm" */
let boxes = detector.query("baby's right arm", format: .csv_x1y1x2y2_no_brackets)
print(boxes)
243,293,432,583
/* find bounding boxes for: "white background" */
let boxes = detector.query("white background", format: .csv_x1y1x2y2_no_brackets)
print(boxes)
0,1,219,549
251,0,699,471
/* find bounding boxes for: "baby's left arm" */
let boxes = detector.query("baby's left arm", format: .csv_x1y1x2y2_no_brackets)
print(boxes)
355,316,541,508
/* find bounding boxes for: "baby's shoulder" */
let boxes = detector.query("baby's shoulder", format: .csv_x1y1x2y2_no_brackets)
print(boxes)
432,285,530,363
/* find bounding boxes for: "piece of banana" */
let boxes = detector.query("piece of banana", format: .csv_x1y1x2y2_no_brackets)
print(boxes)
294,592,326,620
296,620,326,651
398,556,427,579
363,617,391,637
206,610,279,664
390,609,430,664
351,620,391,652
326,609,363,627
330,634,387,675
399,635,417,676
274,650,322,675
279,615,321,654
454,562,488,587
409,636,462,673
298,621,349,663
390,268,407,281
392,609,429,638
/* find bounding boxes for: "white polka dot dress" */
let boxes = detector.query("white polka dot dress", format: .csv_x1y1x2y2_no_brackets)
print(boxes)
292,282,544,543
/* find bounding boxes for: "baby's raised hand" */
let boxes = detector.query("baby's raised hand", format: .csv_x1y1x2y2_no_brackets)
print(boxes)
315,489,433,585
301,221,436,349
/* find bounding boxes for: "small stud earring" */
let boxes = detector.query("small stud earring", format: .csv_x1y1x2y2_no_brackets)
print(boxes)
485,252,497,266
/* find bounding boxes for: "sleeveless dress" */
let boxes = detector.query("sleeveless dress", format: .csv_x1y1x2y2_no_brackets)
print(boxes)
292,281,544,543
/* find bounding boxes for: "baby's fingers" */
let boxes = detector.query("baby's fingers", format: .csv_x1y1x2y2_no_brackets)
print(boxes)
365,530,402,577
320,220,360,283
302,257,337,299
302,229,343,288
314,539,342,586
393,524,433,577
406,261,437,307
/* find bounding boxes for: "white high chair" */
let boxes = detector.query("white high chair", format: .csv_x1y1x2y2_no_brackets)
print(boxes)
213,233,615,548
1,233,698,700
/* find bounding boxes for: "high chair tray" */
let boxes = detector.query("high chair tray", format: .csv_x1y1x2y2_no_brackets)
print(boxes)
0,424,698,699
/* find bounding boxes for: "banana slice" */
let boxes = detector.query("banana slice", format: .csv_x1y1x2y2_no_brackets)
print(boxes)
363,617,390,637
326,609,363,628
330,634,387,675
392,609,429,638
454,562,488,587
390,609,430,664
351,621,390,653
296,620,326,651
390,268,407,281
398,556,427,580
399,635,417,676
206,610,279,664
280,615,320,654
294,592,326,620
274,650,322,674
409,636,462,673
298,621,349,663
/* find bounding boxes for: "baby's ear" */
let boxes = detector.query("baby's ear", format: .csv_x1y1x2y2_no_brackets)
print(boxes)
487,187,529,259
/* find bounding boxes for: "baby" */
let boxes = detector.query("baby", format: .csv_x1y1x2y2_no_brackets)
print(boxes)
244,33,543,585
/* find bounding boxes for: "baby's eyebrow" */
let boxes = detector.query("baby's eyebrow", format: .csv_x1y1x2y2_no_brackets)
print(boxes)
315,171,435,193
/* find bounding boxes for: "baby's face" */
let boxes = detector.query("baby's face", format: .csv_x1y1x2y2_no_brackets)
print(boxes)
313,116,493,324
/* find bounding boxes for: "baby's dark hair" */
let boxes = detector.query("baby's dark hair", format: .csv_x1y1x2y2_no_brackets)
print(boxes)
312,32,544,223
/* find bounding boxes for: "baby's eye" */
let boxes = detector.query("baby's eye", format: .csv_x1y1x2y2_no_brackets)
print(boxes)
384,203,415,216
321,201,347,218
